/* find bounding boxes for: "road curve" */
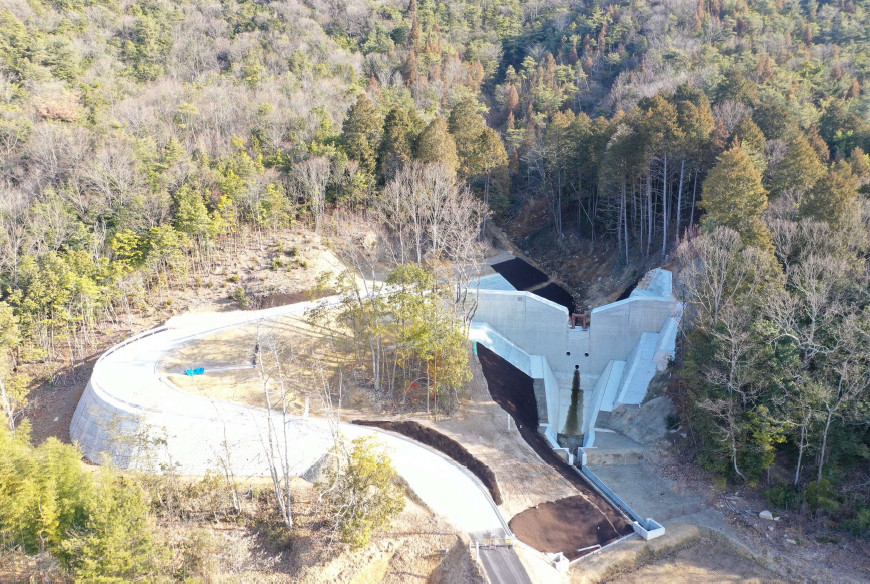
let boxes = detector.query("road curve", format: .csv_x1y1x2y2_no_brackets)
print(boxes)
70,297,509,538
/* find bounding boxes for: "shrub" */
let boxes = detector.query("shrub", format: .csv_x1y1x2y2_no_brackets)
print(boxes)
805,479,840,513
843,506,870,537
765,485,801,511
230,285,248,308
0,417,167,580
317,436,405,549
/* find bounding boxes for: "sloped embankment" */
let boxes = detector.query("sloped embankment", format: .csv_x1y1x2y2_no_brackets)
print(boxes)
352,420,503,505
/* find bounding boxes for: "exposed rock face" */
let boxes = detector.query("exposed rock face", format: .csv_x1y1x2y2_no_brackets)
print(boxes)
608,396,676,445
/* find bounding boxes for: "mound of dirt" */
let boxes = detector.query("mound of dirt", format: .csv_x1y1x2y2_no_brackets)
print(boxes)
491,258,549,290
354,420,503,505
509,495,627,560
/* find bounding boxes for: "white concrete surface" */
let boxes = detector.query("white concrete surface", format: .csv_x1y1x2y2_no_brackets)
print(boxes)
70,295,508,539
471,268,682,448
475,273,517,291
469,322,532,376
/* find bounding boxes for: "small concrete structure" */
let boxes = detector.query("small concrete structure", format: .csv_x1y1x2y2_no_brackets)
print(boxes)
473,268,681,448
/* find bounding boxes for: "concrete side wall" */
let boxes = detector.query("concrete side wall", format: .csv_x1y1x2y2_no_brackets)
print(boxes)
469,322,532,376
541,357,560,430
587,298,673,375
473,290,674,378
584,361,615,436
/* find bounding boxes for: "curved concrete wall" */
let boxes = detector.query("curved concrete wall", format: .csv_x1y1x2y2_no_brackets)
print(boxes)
69,296,509,537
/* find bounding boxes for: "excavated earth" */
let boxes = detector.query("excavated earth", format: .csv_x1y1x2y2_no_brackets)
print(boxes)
476,344,633,559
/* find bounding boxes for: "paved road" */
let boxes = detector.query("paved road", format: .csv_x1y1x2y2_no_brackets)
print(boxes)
480,547,534,584
72,296,512,538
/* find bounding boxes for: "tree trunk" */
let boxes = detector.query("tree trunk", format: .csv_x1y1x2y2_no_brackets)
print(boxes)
646,166,652,257
818,405,834,483
661,150,668,256
794,416,807,488
675,158,685,246
624,183,629,262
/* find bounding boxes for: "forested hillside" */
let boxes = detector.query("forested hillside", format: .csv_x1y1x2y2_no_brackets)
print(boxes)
1,0,870,577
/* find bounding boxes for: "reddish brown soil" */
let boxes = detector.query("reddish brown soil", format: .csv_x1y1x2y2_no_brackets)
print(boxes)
475,344,633,555
476,344,538,429
491,258,549,290
509,496,628,560
353,420,503,505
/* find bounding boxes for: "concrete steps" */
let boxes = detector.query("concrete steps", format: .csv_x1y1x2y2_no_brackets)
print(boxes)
583,432,646,465
594,410,613,430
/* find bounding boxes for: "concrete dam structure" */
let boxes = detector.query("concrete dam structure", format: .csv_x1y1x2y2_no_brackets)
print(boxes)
470,267,681,451
69,264,679,471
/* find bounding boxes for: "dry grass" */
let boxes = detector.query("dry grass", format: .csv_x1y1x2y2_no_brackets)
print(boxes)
145,475,468,583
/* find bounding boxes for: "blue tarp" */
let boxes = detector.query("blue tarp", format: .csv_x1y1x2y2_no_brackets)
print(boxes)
185,367,205,376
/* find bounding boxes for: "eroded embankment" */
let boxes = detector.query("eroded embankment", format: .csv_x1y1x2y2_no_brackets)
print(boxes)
476,344,633,558
353,420,503,505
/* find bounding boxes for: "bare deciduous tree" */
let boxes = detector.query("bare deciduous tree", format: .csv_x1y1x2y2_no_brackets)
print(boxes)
294,156,331,233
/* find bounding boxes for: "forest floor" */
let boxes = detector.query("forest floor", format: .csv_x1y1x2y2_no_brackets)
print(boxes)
145,476,480,583
501,197,667,312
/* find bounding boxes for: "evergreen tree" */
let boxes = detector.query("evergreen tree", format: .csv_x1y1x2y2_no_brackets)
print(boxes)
414,117,459,176
733,115,767,174
0,301,27,430
504,84,519,119
716,69,758,105
318,436,405,550
473,127,509,228
752,101,796,141
700,144,771,248
801,162,860,230
173,183,210,239
378,106,422,181
62,470,166,581
448,99,486,178
341,94,382,175
771,132,825,197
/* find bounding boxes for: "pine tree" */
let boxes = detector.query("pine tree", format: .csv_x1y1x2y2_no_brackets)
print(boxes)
414,117,459,175
700,144,772,248
504,84,519,118
409,15,421,49
341,94,382,175
62,470,166,580
848,146,870,194
173,183,210,239
472,127,509,234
